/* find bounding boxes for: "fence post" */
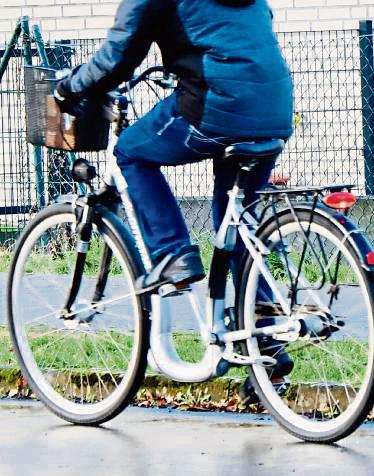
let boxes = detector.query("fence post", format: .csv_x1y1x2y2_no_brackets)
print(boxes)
22,17,46,208
32,24,49,67
359,20,374,195
0,20,22,83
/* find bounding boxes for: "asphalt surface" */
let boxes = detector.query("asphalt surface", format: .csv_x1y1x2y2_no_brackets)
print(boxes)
0,271,368,334
0,272,223,331
0,401,374,476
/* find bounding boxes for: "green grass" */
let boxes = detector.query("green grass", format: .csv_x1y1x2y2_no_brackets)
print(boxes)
0,332,17,368
0,224,19,231
0,235,213,275
193,232,214,273
172,332,205,363
287,339,367,385
30,330,134,372
0,327,367,385
0,251,11,272
267,250,358,285
1,232,358,288
0,238,124,276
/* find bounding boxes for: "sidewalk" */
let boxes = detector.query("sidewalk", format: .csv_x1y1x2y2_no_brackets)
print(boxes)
0,272,231,330
1,401,374,476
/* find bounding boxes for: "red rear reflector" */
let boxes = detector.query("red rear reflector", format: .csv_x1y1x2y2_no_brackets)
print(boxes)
367,252,374,265
269,175,289,186
323,192,356,210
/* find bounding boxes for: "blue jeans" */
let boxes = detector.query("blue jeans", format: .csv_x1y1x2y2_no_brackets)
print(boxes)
114,92,275,280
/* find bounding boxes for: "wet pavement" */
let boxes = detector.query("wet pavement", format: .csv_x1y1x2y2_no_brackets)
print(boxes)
0,401,373,476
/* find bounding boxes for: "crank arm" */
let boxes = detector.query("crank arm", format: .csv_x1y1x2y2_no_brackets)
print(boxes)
222,349,277,367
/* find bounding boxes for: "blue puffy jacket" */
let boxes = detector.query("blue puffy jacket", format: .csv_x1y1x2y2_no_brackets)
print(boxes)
68,0,294,138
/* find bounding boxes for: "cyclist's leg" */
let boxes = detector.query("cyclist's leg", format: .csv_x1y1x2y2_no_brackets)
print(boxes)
213,157,293,399
212,158,275,293
114,92,230,286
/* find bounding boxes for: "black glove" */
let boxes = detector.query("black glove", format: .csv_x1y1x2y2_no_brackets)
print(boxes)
54,76,85,116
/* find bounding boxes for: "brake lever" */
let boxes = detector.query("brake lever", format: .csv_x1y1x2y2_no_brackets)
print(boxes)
112,95,130,136
152,74,176,89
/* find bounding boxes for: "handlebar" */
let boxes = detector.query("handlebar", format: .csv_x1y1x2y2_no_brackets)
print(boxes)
118,66,167,94
53,65,172,134
107,65,174,134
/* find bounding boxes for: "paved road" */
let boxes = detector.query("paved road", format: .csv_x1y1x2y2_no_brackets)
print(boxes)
0,401,374,476
0,272,228,331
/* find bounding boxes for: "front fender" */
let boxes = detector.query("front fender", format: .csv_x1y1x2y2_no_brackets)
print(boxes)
55,193,79,205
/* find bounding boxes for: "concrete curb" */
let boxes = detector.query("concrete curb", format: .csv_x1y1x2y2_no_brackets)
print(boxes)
0,370,244,404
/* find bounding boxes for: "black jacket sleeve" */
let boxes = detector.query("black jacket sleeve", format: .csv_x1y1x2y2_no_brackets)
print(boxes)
68,0,161,97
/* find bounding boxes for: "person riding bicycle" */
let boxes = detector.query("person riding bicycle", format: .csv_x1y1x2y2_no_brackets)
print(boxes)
56,0,294,395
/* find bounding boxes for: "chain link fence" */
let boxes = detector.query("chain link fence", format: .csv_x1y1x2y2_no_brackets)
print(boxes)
1,23,374,246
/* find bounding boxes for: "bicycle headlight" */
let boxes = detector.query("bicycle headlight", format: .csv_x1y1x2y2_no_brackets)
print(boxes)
71,158,96,183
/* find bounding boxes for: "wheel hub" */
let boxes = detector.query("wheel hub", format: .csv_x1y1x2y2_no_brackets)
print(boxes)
60,299,100,326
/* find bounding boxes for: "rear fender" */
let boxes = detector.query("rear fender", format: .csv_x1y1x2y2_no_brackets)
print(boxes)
257,204,374,272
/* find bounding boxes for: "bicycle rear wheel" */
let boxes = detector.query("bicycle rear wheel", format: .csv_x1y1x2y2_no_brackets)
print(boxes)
238,208,374,442
7,203,149,425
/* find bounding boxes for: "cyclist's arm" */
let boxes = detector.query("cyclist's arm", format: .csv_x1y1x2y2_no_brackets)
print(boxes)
64,0,162,98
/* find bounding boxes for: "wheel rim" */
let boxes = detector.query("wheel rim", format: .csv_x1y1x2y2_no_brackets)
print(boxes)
10,211,142,417
244,220,374,435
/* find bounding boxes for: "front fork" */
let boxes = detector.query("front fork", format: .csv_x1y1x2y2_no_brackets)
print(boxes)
62,197,95,317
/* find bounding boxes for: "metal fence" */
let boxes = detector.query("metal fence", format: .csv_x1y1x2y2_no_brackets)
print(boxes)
1,22,374,246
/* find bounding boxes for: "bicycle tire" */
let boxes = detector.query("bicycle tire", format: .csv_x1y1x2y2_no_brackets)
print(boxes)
237,207,374,443
7,202,149,425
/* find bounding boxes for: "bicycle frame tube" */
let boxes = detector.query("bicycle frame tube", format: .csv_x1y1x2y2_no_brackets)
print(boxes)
101,147,224,381
217,183,334,319
216,183,292,318
100,148,292,381
103,150,152,273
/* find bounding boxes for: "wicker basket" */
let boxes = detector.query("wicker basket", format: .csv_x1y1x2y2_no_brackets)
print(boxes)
24,65,110,152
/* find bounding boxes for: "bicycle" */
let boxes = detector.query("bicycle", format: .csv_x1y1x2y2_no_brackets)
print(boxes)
6,66,374,443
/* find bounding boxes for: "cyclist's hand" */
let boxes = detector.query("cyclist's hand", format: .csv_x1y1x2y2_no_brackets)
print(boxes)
54,82,85,117
54,67,85,116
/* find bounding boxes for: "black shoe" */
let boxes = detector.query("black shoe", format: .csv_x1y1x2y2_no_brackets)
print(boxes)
136,244,205,292
258,336,294,379
240,376,291,405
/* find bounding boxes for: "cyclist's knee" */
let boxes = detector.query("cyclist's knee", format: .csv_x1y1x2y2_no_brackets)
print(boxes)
114,144,131,167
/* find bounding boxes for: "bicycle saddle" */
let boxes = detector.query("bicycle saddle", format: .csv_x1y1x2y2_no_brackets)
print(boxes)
223,139,285,162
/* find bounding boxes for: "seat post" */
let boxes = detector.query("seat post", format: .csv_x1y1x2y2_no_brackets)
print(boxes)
235,161,260,191
223,139,285,191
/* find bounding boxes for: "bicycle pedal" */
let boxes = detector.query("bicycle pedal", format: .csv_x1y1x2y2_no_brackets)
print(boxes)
158,283,190,297
223,352,277,367
254,356,277,367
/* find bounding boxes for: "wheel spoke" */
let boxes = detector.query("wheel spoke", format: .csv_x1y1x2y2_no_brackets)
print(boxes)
244,211,374,442
8,206,145,423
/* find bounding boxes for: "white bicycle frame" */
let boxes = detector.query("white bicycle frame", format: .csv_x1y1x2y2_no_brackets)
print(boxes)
101,141,305,383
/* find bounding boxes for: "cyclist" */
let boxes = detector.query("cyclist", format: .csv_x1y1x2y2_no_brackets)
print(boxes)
56,0,294,393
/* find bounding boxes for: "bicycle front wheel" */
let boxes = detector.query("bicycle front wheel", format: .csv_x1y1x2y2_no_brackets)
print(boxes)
238,208,374,442
7,203,149,425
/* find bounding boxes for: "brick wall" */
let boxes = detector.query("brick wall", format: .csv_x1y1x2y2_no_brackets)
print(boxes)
0,0,118,44
270,0,374,32
0,1,373,44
